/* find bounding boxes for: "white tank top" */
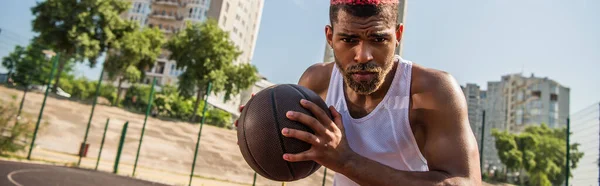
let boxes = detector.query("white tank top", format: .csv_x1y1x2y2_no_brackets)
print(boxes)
326,56,429,186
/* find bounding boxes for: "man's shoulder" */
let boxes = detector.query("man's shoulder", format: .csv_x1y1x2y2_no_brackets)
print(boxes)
298,62,335,97
410,62,467,120
411,63,462,97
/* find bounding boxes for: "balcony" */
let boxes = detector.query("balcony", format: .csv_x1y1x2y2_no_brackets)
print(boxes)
149,11,185,21
153,0,186,7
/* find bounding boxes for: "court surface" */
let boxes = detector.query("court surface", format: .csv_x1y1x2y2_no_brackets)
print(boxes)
0,160,170,186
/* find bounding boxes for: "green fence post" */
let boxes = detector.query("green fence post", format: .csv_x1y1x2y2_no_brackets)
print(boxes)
253,172,257,186
132,77,157,176
95,118,110,171
78,67,105,167
322,168,328,186
114,121,129,174
480,110,486,173
27,53,59,160
566,117,570,186
189,82,212,186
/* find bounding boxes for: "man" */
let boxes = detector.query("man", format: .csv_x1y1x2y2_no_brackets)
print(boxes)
238,0,481,185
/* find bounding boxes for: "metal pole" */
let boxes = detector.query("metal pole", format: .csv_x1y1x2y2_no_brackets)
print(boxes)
252,172,257,186
78,68,105,166
566,117,570,186
480,110,486,174
322,168,328,186
132,77,157,176
95,118,110,170
27,53,59,160
189,82,212,186
114,121,129,174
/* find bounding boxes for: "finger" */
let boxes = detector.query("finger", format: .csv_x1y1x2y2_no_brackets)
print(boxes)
286,111,326,135
300,99,334,129
251,93,255,97
234,120,238,127
329,106,343,130
238,105,245,112
282,128,323,147
283,150,316,162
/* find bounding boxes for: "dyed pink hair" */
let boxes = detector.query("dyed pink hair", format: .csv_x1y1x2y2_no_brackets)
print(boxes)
330,0,399,5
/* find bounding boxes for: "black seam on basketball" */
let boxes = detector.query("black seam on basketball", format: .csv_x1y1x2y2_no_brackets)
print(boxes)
271,88,296,180
242,94,274,179
286,84,319,178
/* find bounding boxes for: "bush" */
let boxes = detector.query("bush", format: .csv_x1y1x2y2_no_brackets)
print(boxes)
123,84,153,111
99,84,118,104
0,98,35,155
205,108,231,128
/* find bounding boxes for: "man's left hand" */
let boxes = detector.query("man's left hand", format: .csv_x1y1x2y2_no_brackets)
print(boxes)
281,99,356,172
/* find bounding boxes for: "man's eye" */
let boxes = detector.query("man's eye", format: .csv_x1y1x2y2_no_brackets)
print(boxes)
373,37,387,42
341,38,356,43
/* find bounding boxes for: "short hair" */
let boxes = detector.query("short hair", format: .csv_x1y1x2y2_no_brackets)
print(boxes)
329,1,400,28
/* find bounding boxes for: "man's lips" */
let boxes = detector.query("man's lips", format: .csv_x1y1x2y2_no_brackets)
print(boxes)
350,71,377,81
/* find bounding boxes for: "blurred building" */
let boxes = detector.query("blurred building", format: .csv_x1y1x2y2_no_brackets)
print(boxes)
323,0,408,62
472,73,571,175
461,83,484,148
109,0,266,117
570,102,600,186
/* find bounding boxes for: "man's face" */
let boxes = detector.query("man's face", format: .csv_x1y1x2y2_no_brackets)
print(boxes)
326,10,402,95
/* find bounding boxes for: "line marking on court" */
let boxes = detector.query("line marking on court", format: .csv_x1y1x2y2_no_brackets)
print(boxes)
7,169,46,186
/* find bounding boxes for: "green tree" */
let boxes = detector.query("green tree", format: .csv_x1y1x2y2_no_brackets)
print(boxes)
166,19,259,122
492,124,584,186
31,0,136,93
104,27,165,105
1,45,25,80
1,41,74,87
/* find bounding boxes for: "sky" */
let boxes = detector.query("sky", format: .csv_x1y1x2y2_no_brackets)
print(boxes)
0,0,598,114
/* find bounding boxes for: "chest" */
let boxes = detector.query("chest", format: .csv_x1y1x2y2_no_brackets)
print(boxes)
338,96,426,170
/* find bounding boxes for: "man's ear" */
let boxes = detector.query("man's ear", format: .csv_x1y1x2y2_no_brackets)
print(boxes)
395,24,404,46
326,25,334,47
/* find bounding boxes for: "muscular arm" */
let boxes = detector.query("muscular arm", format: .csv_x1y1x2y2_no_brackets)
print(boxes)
336,69,481,186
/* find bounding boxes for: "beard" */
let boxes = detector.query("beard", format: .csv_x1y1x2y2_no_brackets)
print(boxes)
335,57,395,95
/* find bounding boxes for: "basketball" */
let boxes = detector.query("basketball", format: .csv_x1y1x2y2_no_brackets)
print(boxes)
237,84,332,182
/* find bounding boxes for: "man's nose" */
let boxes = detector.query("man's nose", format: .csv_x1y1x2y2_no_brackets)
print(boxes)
354,43,373,64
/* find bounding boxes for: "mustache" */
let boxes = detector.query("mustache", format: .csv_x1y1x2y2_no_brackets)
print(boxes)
345,62,382,73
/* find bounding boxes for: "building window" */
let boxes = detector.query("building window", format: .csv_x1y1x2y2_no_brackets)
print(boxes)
223,16,227,25
233,27,238,34
550,94,558,101
531,91,541,98
225,2,230,12
236,14,240,21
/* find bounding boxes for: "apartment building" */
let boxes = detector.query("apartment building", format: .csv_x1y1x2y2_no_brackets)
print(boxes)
476,73,571,175
461,83,484,147
111,0,266,117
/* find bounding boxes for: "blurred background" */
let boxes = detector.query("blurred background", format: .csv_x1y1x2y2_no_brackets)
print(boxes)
0,0,598,186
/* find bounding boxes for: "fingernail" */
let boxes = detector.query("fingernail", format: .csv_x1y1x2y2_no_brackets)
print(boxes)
282,128,289,134
251,93,256,97
301,99,308,104
286,111,294,117
283,154,289,160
